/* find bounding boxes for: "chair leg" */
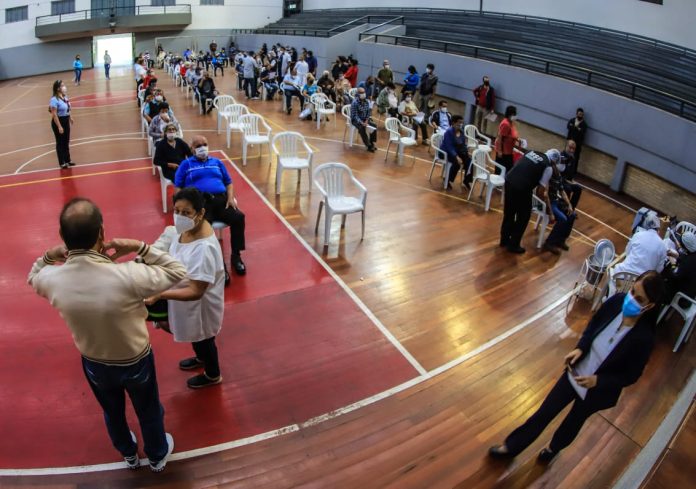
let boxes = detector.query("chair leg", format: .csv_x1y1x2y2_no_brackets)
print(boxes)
324,209,332,246
227,126,231,148
242,142,248,166
314,201,323,235
350,127,355,148
343,125,347,145
217,113,221,134
384,141,391,161
673,315,695,352
275,165,282,195
161,181,168,213
485,184,493,212
316,113,320,130
361,210,365,240
657,304,670,324
341,214,347,229
467,180,476,201
537,218,547,249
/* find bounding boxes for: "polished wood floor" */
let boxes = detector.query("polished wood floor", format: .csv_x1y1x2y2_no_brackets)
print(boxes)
0,66,693,488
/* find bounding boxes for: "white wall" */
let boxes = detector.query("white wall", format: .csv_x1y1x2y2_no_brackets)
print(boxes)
303,0,696,49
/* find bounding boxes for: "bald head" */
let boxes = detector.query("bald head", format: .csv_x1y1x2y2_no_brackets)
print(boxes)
191,135,209,160
59,198,104,250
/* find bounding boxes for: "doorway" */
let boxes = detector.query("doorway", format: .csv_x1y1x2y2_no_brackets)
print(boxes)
93,33,134,67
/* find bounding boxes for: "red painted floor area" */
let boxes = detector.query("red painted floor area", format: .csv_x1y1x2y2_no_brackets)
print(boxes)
0,155,418,469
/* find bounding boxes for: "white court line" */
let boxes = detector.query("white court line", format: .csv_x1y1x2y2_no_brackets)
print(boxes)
578,181,638,214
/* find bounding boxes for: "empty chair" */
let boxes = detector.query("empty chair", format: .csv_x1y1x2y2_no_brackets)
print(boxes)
531,194,550,249
428,132,448,189
313,162,367,246
238,113,272,166
223,103,250,148
384,117,417,165
311,93,337,130
213,95,237,134
657,292,696,352
271,131,314,195
464,124,492,153
467,148,506,211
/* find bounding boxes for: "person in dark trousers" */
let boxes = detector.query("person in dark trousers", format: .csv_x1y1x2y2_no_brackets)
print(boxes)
197,71,217,115
500,149,560,254
440,115,470,189
350,87,377,152
473,76,495,135
561,139,583,210
489,271,665,464
495,105,520,175
49,80,75,169
543,161,577,254
419,63,438,120
566,108,587,164
662,231,696,305
104,50,111,80
73,55,83,86
174,135,247,276
154,124,192,181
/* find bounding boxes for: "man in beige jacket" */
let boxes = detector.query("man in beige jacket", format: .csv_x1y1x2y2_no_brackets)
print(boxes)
28,198,187,472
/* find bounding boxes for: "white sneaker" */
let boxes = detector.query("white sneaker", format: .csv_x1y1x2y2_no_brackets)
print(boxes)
149,433,174,473
124,430,139,470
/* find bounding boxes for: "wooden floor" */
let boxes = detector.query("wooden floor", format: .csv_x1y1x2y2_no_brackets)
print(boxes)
0,66,693,488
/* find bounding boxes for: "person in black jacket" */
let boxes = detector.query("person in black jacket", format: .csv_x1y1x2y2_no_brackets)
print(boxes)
566,108,587,164
489,271,665,463
662,231,696,304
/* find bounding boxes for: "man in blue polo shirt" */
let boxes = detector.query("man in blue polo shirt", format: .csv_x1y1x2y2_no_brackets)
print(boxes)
174,135,247,276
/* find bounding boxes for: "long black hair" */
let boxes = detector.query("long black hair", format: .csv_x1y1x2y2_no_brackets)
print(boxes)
52,80,63,98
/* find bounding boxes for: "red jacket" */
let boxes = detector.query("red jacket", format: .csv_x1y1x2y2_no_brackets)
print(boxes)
344,65,359,88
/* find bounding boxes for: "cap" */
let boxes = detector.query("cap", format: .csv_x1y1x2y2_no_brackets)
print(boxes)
545,149,561,164
643,212,661,230
682,231,696,253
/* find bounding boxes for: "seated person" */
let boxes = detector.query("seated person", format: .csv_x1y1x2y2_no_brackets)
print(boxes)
350,87,377,153
260,63,279,100
357,76,378,100
281,68,304,115
154,123,192,181
301,75,318,100
661,231,696,305
561,139,582,209
376,82,398,118
197,72,217,115
212,55,224,77
398,92,428,144
614,212,667,276
543,161,577,254
143,78,159,99
335,72,352,107
429,100,452,135
148,103,179,142
187,67,202,92
144,90,167,123
317,71,336,103
441,115,471,189
142,69,156,90
174,135,247,276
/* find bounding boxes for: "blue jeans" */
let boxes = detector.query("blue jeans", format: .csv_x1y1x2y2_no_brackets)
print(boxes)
81,350,168,461
104,64,110,78
74,69,82,83
546,201,576,246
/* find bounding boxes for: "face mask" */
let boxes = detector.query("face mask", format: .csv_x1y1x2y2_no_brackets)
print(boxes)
359,93,366,99
557,163,566,173
483,81,490,86
427,68,433,73
155,95,163,102
622,291,646,317
441,108,448,113
166,132,176,141
510,115,518,121
60,86,68,95
195,145,208,159
384,64,390,69
406,97,412,102
174,213,196,234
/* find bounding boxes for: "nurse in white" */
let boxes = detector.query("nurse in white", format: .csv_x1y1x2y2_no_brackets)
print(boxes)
149,187,226,389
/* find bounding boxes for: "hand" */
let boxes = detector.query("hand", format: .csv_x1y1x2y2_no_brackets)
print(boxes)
58,126,64,135
143,294,161,306
102,238,144,261
167,163,179,169
564,348,582,366
45,245,68,263
70,117,74,125
574,375,597,389
226,197,238,210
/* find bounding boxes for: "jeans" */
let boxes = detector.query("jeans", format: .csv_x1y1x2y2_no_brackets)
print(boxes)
74,69,82,84
104,64,110,79
546,202,577,246
244,77,258,98
81,350,168,462
192,337,220,378
263,82,279,100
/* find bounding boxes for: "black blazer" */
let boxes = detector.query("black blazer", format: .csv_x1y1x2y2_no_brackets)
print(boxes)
573,293,656,410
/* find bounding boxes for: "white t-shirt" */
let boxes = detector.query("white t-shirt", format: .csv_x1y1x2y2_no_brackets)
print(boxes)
167,232,225,343
134,63,147,82
614,229,667,276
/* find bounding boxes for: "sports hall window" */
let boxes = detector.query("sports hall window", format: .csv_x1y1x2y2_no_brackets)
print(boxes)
51,0,76,15
201,0,224,4
5,6,28,23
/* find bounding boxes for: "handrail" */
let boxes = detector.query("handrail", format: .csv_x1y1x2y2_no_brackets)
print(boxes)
360,16,405,36
327,15,370,35
359,33,695,122
36,4,191,26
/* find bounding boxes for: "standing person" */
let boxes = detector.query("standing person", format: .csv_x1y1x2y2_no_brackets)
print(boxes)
418,63,438,120
403,65,420,98
134,57,147,106
295,54,309,86
494,105,520,174
344,58,359,88
209,40,218,57
376,59,393,93
567,108,588,165
306,50,317,75
350,87,377,153
242,52,259,100
473,76,496,135
489,271,665,463
27,198,185,472
147,188,225,389
73,55,83,86
104,50,112,80
500,149,560,254
49,80,75,169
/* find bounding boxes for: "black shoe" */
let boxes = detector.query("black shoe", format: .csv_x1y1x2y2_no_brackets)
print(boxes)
499,240,508,247
559,242,570,251
232,255,246,276
187,373,222,389
488,445,514,460
66,161,76,167
507,245,526,254
178,357,204,371
367,146,376,153
537,448,556,463
60,163,69,169
543,243,561,255
224,268,231,286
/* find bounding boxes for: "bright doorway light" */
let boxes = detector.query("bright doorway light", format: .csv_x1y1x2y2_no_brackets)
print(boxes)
93,33,133,67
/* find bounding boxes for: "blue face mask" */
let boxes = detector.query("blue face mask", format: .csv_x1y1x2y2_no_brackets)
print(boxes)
622,292,645,317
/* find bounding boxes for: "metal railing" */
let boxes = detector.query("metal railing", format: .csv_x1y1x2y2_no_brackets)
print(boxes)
255,14,405,38
358,33,696,122
36,5,191,26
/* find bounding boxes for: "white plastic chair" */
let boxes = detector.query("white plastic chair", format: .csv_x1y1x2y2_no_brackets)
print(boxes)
384,117,417,165
238,113,272,166
313,162,367,246
428,132,448,189
140,104,149,138
657,292,696,352
464,124,492,153
467,148,506,211
348,87,358,101
271,131,314,195
311,93,337,130
213,95,236,134
341,104,357,147
155,165,173,213
594,269,639,311
532,194,550,249
223,104,250,148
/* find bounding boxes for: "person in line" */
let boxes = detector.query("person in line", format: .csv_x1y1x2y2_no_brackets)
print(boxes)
104,50,112,80
154,124,192,181
613,213,667,276
317,71,336,103
197,71,218,115
418,63,438,120
500,149,561,254
429,100,452,136
567,108,588,165
398,92,428,145
494,105,520,174
473,75,495,135
335,72,352,108
561,139,583,210
147,188,225,389
403,65,420,99
662,232,696,305
73,55,83,86
148,103,179,142
301,75,319,110
28,198,185,472
242,52,260,100
489,271,665,463
143,90,168,124
350,87,377,153
49,80,75,169
174,136,247,276
440,115,470,190
376,82,399,118
344,58,359,88
306,50,318,75
331,56,346,81
543,158,577,254
281,67,304,115
295,54,309,86
134,57,147,106
376,59,393,93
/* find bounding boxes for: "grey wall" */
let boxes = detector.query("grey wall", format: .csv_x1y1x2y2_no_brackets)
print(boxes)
0,38,94,80
356,42,696,194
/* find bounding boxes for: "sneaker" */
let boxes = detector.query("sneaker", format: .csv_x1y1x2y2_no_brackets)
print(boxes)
559,242,570,251
187,373,222,389
179,357,204,370
488,445,514,460
66,161,76,167
124,431,139,470
537,447,556,464
149,433,174,473
60,163,69,169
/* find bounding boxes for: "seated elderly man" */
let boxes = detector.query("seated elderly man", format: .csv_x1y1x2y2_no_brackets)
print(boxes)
174,135,247,276
614,212,667,276
148,103,179,142
197,71,217,115
350,87,377,153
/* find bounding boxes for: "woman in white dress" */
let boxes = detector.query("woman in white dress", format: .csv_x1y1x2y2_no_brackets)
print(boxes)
148,187,226,389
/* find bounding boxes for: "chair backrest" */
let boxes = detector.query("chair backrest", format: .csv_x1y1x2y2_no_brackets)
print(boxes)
531,194,546,214
384,117,401,141
470,148,492,179
676,221,696,236
272,131,305,159
238,113,263,137
348,88,358,100
464,124,479,149
223,103,249,123
342,104,352,125
214,94,235,110
431,132,445,159
313,162,353,199
612,271,639,294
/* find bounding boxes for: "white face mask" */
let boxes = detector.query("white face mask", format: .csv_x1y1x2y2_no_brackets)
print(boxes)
166,132,176,141
384,64,390,69
195,145,209,159
405,97,412,102
173,213,196,234
441,107,448,113
557,163,567,173
155,95,163,102
510,115,518,121
359,93,366,99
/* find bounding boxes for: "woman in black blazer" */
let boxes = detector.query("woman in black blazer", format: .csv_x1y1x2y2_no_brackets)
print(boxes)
489,270,665,463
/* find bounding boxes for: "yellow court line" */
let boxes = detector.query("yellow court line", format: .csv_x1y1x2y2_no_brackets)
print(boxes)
0,166,150,189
